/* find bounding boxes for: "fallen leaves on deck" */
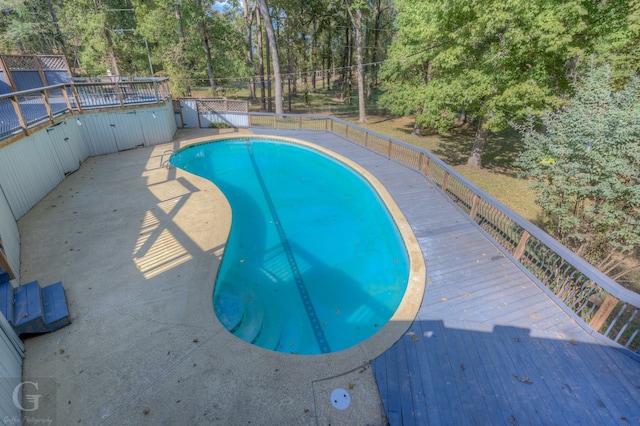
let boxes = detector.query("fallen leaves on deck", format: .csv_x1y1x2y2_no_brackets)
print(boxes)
513,374,532,384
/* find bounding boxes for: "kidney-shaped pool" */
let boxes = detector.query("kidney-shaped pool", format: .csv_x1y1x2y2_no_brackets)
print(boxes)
171,136,417,355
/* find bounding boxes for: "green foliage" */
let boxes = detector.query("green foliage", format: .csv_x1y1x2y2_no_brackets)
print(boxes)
208,121,231,128
0,0,65,54
380,0,640,167
515,66,640,276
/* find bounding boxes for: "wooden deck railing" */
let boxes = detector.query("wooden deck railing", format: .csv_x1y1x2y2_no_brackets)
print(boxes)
0,78,171,143
247,111,640,357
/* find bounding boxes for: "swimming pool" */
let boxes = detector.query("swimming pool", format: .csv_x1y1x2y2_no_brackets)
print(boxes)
171,137,412,355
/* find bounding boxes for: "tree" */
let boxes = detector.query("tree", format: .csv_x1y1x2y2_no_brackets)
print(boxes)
344,0,367,123
380,0,609,168
256,0,283,113
515,66,640,283
0,0,65,54
195,0,216,93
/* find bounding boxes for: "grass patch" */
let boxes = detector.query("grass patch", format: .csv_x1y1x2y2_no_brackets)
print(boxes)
452,165,544,226
354,114,543,225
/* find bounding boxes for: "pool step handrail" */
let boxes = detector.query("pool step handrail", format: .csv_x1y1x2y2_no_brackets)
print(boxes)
160,149,175,168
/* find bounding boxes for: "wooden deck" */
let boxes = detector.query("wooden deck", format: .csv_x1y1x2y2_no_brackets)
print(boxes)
257,129,640,425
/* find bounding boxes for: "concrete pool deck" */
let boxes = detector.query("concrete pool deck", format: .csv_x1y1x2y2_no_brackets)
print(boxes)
18,128,422,425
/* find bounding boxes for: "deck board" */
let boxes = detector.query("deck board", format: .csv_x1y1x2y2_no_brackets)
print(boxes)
257,129,640,425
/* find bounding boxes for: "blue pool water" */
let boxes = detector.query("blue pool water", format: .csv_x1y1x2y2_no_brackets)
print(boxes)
171,138,409,354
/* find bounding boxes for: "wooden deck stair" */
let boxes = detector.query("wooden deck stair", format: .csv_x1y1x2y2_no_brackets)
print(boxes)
0,271,71,336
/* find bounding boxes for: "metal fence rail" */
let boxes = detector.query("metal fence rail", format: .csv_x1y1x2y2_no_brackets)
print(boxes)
0,78,171,142
248,112,640,356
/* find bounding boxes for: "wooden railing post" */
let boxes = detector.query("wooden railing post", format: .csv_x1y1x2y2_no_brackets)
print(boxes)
589,294,619,332
40,89,54,124
345,124,349,139
387,140,392,157
153,81,160,103
195,100,202,128
114,83,125,107
10,95,29,136
70,85,83,113
364,132,369,147
469,194,481,220
442,172,449,193
513,230,531,260
62,86,74,113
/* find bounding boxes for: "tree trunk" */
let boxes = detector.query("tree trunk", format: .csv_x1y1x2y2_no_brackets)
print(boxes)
243,0,255,99
266,24,272,112
256,0,283,114
94,0,120,76
44,0,65,52
311,22,318,91
174,2,185,46
340,23,349,100
412,116,421,136
370,0,382,90
195,0,216,93
347,5,366,123
256,8,266,110
467,117,489,168
103,29,120,77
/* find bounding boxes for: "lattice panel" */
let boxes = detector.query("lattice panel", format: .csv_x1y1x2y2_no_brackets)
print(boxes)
38,55,68,71
3,55,39,71
197,99,225,111
227,100,247,112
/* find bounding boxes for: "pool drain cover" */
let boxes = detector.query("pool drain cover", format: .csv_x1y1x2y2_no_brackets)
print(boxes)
330,388,351,410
